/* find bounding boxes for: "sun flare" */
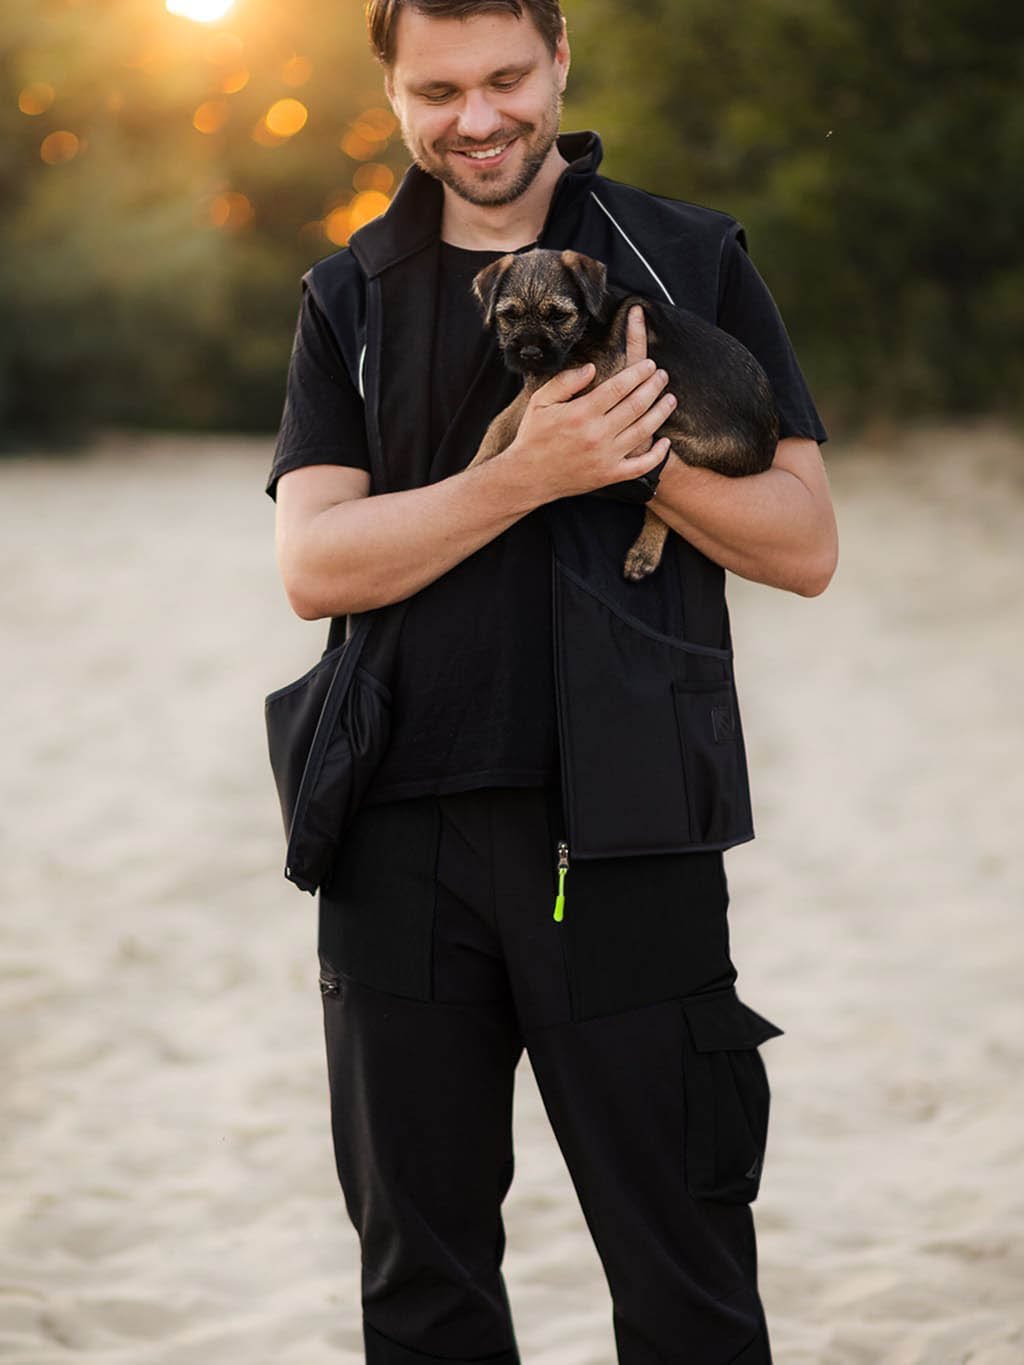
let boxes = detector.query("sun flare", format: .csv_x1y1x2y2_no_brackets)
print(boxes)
166,0,236,23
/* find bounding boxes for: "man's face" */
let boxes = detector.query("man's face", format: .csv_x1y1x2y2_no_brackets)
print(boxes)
385,9,570,208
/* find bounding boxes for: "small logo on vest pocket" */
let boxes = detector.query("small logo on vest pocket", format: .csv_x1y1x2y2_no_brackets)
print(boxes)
711,703,735,743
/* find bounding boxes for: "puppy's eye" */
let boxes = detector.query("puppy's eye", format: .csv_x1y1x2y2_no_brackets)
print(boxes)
542,306,571,321
500,306,524,321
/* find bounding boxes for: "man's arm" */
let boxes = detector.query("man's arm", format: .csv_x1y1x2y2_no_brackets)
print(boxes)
621,307,838,597
275,357,673,620
647,437,838,597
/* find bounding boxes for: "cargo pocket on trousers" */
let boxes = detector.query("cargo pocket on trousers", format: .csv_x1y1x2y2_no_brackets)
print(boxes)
680,986,784,1204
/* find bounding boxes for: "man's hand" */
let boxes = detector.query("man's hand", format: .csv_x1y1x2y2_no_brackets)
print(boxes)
503,327,675,504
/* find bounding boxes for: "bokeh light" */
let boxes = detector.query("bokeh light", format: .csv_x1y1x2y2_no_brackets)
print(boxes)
264,98,308,138
209,191,253,229
340,107,397,160
220,67,249,93
348,190,390,231
323,206,351,246
19,84,55,116
40,131,80,164
353,162,394,194
193,99,229,134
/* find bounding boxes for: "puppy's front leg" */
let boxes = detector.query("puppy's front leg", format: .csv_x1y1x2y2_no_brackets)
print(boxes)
623,506,671,581
465,390,530,468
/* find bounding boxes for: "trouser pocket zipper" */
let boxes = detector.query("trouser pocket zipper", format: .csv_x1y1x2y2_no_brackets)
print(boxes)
553,841,570,922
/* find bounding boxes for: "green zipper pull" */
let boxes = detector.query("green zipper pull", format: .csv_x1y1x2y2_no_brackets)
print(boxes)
553,841,569,921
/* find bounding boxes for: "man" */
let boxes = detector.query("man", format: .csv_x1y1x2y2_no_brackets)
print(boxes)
266,2,837,1361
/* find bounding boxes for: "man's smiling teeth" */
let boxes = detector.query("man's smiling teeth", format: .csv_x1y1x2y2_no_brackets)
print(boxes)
461,142,510,159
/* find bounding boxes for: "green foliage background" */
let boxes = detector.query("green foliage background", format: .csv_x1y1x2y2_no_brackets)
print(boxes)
2,0,1022,446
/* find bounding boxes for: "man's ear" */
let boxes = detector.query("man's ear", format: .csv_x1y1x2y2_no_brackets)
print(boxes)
472,255,516,329
560,250,607,317
555,19,571,93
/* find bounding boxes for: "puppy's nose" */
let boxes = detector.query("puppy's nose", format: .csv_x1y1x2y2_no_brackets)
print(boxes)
519,345,543,363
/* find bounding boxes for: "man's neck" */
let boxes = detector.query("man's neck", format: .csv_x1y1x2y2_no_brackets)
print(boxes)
439,145,570,252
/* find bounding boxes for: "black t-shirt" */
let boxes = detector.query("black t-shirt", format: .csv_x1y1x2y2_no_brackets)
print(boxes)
265,225,828,804
360,240,558,804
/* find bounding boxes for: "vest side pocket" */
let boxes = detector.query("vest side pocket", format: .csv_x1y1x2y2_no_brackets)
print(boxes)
554,560,754,857
285,666,392,895
672,679,754,846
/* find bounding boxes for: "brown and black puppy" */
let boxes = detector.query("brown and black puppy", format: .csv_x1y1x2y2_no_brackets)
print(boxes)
467,247,779,580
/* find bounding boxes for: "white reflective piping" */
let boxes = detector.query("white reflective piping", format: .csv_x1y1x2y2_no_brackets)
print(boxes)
589,193,676,305
357,343,367,399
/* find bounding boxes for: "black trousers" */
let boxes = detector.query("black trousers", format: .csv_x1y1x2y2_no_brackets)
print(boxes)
317,784,781,1364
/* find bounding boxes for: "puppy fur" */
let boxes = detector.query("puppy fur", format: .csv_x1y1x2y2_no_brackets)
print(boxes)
466,248,779,580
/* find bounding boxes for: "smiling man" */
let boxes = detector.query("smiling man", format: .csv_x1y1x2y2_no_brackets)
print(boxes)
265,2,836,1362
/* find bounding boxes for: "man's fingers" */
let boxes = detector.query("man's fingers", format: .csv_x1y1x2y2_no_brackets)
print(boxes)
615,390,678,453
607,367,671,435
536,362,595,405
588,356,657,414
625,305,647,368
614,437,672,481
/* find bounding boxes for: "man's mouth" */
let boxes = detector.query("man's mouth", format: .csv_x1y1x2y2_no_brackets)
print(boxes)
449,137,517,168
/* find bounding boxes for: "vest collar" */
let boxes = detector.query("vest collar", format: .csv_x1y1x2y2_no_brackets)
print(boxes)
348,130,604,279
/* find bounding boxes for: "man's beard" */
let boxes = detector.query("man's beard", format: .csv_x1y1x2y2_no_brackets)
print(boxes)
404,87,563,208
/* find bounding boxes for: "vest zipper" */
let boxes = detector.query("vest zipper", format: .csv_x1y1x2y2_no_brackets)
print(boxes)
548,535,577,924
553,840,569,921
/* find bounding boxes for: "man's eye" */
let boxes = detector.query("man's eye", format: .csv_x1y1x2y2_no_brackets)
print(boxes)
422,91,454,103
493,77,523,92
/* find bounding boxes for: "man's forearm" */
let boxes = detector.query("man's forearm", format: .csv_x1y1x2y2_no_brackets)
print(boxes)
294,450,544,618
648,439,838,596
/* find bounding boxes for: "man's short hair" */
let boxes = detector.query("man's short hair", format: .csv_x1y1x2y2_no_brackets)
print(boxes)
366,0,565,68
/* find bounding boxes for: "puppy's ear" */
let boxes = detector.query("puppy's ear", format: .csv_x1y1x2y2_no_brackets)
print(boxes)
560,249,608,317
472,254,516,329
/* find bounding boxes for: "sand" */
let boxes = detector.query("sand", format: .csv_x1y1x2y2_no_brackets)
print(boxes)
1,420,1022,1363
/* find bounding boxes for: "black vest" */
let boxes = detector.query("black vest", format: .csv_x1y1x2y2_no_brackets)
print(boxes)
279,132,755,893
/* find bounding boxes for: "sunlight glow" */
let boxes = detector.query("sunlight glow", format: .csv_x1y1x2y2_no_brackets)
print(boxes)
166,0,236,23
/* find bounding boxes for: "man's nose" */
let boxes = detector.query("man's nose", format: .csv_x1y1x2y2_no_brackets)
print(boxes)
455,89,503,143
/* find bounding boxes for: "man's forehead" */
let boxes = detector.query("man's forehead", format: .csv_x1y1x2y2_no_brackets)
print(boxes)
392,9,546,85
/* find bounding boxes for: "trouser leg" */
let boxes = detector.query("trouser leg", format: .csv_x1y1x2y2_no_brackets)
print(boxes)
318,793,525,1363
524,1002,774,1364
321,973,523,1363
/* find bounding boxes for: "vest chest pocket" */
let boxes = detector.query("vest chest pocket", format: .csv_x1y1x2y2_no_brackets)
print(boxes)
680,986,785,1204
672,679,754,846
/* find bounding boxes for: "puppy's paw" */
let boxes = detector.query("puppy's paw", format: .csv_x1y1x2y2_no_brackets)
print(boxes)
623,543,660,581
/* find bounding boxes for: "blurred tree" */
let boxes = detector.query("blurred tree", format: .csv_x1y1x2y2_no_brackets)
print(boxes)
565,0,1024,427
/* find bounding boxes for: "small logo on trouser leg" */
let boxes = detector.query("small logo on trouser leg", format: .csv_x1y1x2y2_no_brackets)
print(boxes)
745,1154,761,1181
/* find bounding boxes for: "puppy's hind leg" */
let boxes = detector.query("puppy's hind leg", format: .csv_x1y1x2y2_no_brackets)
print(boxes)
623,506,671,581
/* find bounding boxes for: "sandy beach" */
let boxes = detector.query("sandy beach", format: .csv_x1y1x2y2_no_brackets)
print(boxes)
1,420,1022,1363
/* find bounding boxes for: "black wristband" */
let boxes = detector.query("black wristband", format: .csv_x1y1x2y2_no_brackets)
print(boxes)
586,448,673,506
634,447,673,502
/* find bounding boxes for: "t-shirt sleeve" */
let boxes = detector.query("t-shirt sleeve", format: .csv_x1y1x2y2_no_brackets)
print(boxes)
717,225,828,445
264,280,371,502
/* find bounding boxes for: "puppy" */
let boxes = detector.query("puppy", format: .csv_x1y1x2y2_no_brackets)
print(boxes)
467,248,779,580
